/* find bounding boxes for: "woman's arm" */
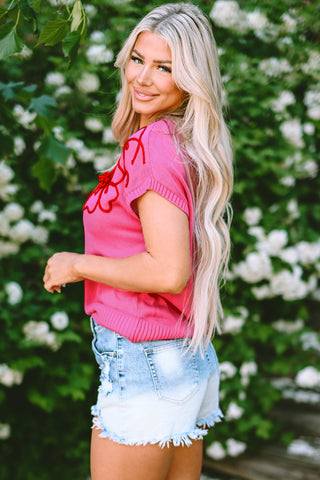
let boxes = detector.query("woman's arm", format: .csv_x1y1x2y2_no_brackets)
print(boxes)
43,190,191,294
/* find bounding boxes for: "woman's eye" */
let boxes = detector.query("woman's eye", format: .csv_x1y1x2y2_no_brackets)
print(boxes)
131,55,143,64
158,65,172,73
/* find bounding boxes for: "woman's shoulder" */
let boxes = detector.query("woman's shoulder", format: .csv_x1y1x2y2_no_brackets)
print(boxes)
130,118,176,143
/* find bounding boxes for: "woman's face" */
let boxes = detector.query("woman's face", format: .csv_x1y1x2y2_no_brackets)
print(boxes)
125,31,185,128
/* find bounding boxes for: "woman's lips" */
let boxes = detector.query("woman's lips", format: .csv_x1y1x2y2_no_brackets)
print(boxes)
134,88,157,100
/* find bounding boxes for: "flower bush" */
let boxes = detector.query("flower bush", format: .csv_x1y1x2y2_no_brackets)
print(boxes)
0,0,319,478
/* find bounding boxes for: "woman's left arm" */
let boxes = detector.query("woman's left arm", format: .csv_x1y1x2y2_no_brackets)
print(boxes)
43,190,191,294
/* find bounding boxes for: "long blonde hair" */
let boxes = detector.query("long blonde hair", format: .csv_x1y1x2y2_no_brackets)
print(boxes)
112,3,233,351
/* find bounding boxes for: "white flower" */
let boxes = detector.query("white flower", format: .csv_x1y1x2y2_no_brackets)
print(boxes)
0,160,14,185
243,207,262,226
295,366,320,388
48,0,75,6
259,58,292,77
50,311,69,330
84,117,104,132
0,213,10,236
251,284,273,299
66,137,84,152
9,219,34,243
45,72,65,87
246,11,268,31
16,44,32,59
209,1,247,33
210,1,240,24
270,90,295,112
220,361,237,380
280,175,295,187
280,118,304,147
281,13,297,33
23,321,60,350
0,240,19,258
38,210,57,223
288,439,317,457
55,86,72,97
286,199,299,219
296,241,320,265
84,4,97,17
297,159,318,179
0,364,23,387
5,281,23,305
206,441,226,460
223,315,245,334
270,267,310,300
226,402,244,420
272,318,304,333
30,226,49,244
77,146,95,163
90,31,105,43
86,45,114,64
248,226,265,242
226,438,246,457
303,123,315,135
76,73,100,93
233,251,272,283
302,50,320,76
258,229,288,256
30,200,44,214
240,361,257,378
279,247,299,265
13,104,37,130
14,136,26,155
0,423,11,440
307,106,320,120
102,128,115,144
94,155,114,172
3,203,24,222
301,332,320,353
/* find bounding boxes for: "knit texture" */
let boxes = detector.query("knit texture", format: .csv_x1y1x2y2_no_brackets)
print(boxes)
83,119,194,342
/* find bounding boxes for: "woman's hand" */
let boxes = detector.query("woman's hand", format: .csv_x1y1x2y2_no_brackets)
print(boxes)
43,252,84,293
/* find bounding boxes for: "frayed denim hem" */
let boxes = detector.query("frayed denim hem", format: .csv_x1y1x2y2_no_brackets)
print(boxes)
91,407,223,449
196,408,224,429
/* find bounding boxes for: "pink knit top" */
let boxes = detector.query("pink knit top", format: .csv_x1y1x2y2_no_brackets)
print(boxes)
83,119,194,342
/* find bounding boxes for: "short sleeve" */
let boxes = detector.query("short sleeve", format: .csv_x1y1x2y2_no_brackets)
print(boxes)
123,121,191,217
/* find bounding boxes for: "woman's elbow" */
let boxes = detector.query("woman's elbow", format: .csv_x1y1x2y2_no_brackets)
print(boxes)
164,266,191,294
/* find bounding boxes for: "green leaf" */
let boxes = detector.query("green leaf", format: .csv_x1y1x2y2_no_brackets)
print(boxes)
63,30,80,63
70,0,82,32
0,25,24,59
29,94,57,118
31,157,57,192
38,135,72,166
28,0,42,12
18,0,36,21
0,7,8,21
0,80,24,100
37,18,69,46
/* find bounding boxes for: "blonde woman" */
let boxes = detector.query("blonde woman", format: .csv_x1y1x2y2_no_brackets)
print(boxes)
44,3,233,479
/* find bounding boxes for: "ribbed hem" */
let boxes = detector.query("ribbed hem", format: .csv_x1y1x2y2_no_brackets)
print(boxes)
90,305,192,343
126,176,189,217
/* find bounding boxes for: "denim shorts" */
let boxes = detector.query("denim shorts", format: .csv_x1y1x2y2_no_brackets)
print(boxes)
90,318,223,447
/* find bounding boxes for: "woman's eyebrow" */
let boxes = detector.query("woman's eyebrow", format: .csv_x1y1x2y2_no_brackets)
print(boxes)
132,49,172,64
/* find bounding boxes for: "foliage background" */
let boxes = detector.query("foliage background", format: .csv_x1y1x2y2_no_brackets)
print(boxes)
0,0,319,478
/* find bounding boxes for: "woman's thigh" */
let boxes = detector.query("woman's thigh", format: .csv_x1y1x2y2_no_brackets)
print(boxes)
90,428,203,480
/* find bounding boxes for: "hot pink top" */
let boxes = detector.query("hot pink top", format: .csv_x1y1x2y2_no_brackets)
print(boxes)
83,119,194,342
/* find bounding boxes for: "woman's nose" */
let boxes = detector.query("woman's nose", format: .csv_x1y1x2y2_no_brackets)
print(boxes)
137,66,152,85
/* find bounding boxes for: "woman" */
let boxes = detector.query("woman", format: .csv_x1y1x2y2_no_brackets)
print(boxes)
43,3,233,479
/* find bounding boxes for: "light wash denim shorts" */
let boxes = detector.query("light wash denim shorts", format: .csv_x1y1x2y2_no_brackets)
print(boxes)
90,318,223,448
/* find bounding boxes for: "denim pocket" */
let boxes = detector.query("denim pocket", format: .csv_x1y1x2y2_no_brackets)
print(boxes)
143,339,200,404
90,318,117,366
